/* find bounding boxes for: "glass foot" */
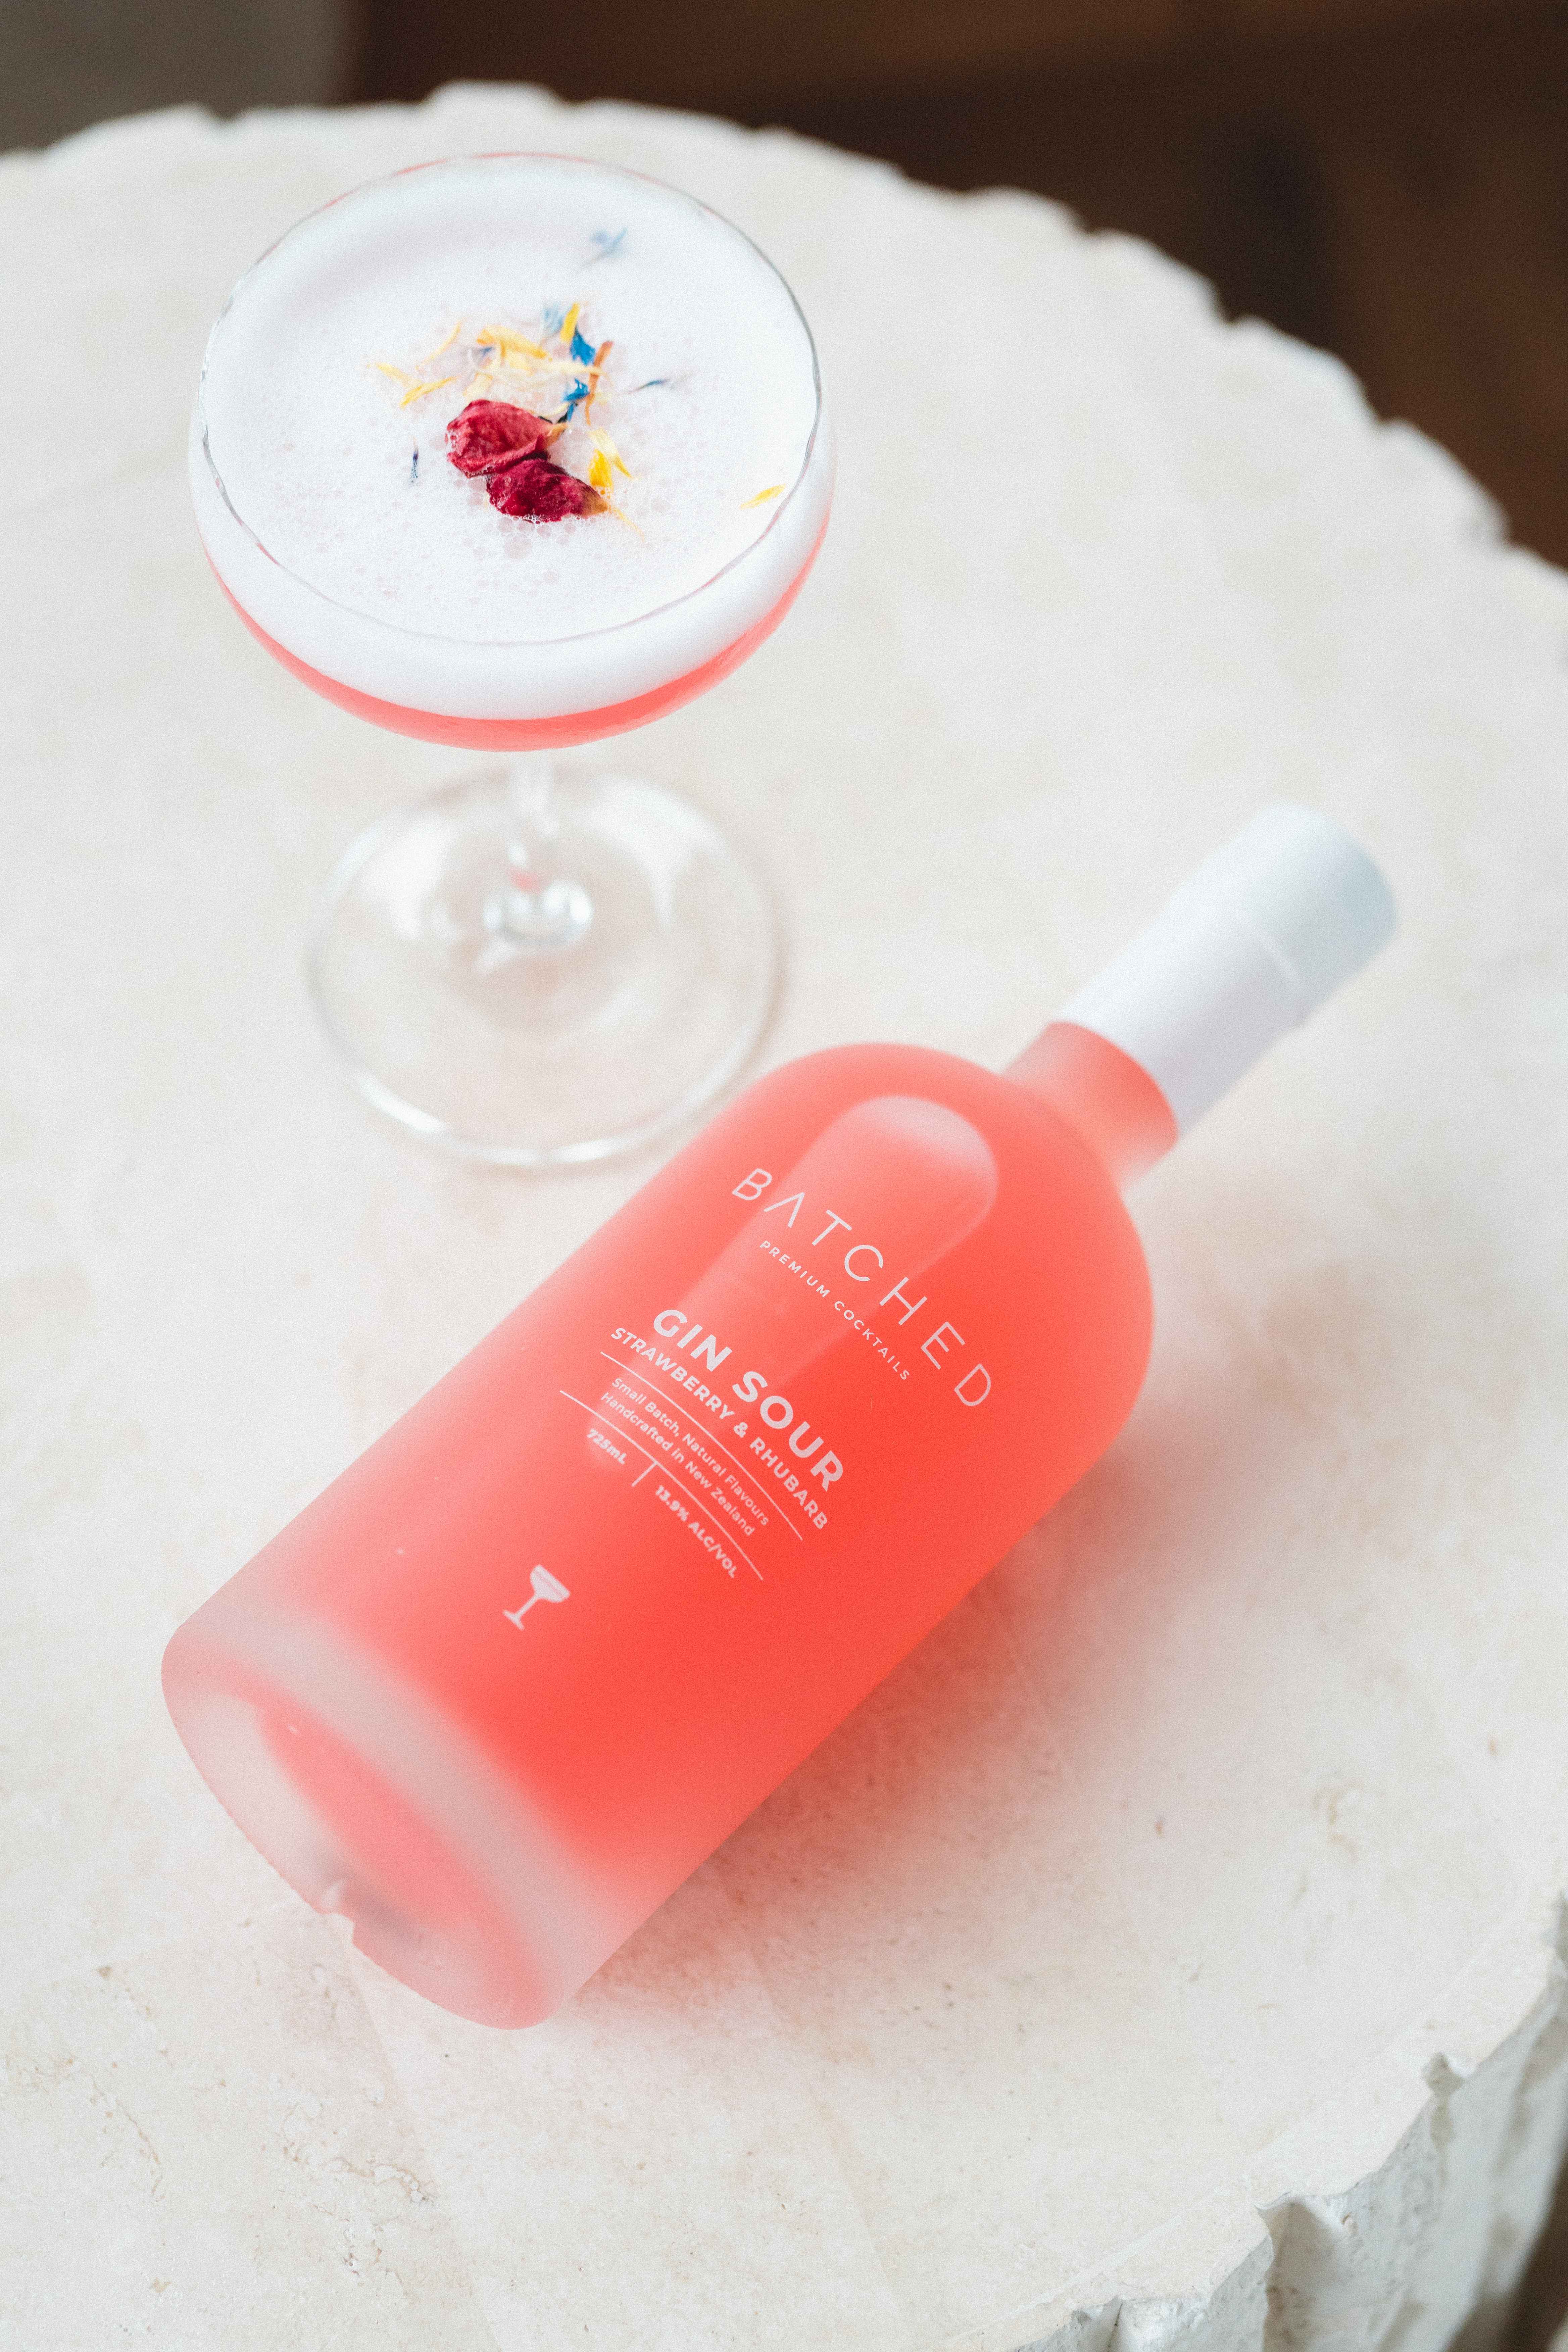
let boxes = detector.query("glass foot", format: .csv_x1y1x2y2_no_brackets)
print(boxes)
306,765,778,1166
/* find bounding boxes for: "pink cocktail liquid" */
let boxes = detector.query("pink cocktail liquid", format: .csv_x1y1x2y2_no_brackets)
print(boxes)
209,517,827,750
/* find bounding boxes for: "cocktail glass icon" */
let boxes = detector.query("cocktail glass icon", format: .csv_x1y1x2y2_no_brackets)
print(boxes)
504,1566,571,1631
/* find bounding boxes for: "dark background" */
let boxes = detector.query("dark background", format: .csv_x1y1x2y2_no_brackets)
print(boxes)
5,0,1566,564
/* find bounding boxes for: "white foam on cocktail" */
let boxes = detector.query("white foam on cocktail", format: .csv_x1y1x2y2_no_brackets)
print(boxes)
192,156,830,721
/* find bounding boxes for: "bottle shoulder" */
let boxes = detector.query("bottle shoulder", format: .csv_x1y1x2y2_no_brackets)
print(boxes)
738,1043,1147,1241
640,1039,1150,1360
524,1029,1155,1491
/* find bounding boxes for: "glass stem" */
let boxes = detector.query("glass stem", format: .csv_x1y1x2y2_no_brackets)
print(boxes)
486,754,594,952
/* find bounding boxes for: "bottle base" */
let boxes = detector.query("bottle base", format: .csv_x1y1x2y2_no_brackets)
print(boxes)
162,1603,608,2027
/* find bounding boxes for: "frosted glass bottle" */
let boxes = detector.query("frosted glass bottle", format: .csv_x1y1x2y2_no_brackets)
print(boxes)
163,806,1394,2026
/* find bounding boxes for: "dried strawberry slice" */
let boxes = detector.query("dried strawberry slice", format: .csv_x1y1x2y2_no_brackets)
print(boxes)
446,400,556,476
487,457,607,521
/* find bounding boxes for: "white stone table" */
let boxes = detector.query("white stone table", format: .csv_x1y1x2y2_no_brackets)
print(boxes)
5,81,1568,2352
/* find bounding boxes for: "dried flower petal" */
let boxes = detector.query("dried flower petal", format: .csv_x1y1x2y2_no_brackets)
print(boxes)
487,456,607,521
446,400,558,476
475,325,550,371
589,429,631,479
376,361,455,408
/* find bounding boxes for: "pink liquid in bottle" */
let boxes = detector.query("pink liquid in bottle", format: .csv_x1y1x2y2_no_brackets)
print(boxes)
162,807,1394,2025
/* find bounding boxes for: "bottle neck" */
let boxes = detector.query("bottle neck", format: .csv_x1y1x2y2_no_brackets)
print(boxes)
1004,808,1395,1189
1005,1020,1178,1191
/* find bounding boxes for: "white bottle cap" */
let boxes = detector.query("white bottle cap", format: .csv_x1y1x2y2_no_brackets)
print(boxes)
1056,804,1396,1133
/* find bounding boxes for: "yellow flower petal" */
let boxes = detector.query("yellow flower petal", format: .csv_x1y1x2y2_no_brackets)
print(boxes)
478,325,549,371
376,358,457,406
400,373,453,406
742,484,785,508
590,429,632,480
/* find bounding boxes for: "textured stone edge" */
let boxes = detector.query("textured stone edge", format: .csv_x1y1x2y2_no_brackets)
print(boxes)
944,1898,1568,2352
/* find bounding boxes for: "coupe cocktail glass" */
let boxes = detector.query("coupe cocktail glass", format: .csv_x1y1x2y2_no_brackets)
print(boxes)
191,154,831,1165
